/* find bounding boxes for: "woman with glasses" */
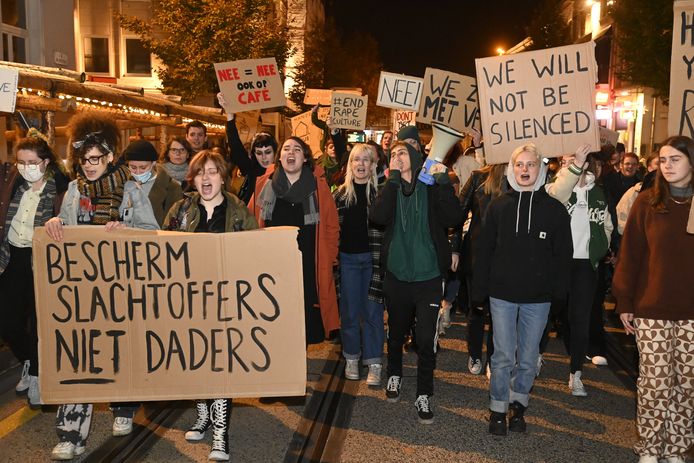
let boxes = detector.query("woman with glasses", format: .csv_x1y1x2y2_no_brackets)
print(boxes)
160,137,194,190
0,130,69,409
164,150,258,461
43,113,140,461
217,92,278,204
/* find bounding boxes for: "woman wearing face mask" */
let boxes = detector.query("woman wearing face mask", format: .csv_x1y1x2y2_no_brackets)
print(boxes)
472,143,572,436
249,137,339,345
160,137,194,190
43,113,141,461
613,136,694,463
0,131,69,409
332,144,384,385
164,150,258,462
217,92,278,204
118,140,183,229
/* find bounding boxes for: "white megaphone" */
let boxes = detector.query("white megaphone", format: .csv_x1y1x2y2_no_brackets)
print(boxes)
418,122,464,185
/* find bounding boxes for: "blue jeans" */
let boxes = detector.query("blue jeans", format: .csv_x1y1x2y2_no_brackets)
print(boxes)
489,297,550,412
339,252,384,365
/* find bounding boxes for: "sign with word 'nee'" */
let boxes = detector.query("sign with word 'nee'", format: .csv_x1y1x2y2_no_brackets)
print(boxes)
0,67,18,113
377,71,423,111
214,57,286,112
668,0,694,138
418,68,480,135
476,42,600,165
330,92,368,130
33,226,306,403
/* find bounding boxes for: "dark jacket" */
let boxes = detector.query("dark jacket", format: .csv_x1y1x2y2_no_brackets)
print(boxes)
148,167,184,226
471,187,573,304
225,120,266,204
369,171,463,277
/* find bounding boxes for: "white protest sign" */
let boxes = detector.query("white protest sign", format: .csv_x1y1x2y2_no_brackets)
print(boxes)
599,127,619,147
393,110,416,134
377,71,423,111
475,42,600,164
0,67,18,113
417,68,480,135
329,92,368,130
214,57,286,112
668,0,694,138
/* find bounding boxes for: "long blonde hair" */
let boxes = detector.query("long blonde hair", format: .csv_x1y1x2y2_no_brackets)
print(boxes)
338,143,378,207
480,163,507,197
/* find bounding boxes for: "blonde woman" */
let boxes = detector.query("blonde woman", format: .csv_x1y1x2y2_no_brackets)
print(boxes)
333,144,384,385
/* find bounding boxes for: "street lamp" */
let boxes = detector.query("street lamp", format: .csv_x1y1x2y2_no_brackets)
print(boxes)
496,47,505,55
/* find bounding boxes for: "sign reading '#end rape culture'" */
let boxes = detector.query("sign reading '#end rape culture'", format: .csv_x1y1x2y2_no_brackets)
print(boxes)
475,42,600,165
330,92,368,130
33,226,306,404
668,0,694,138
214,57,286,112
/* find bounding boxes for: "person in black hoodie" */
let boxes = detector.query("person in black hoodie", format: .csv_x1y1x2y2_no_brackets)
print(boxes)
369,141,462,424
472,143,572,436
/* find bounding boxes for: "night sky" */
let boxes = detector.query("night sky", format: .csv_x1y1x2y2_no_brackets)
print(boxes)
326,0,543,77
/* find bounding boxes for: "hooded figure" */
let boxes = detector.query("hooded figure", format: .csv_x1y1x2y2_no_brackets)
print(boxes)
471,142,572,437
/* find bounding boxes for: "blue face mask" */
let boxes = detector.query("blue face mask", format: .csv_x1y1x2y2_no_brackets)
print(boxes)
132,170,153,183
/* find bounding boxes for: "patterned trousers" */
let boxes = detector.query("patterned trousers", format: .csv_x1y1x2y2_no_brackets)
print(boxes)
634,318,694,458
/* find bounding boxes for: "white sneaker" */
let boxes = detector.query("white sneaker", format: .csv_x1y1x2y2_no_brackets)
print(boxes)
366,364,382,386
27,375,41,409
536,354,544,377
591,355,608,366
112,416,133,436
663,457,685,463
467,357,483,375
51,441,85,460
345,359,359,380
569,371,588,397
15,360,30,394
637,456,658,463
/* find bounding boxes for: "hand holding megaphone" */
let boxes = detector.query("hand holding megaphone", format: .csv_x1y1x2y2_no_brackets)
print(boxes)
418,122,464,185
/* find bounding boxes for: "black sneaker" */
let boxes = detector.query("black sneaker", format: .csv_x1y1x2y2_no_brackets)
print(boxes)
414,395,434,424
489,411,507,435
385,375,402,402
508,401,527,432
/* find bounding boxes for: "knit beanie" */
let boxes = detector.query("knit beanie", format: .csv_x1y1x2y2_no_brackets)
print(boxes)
123,140,158,162
397,126,421,150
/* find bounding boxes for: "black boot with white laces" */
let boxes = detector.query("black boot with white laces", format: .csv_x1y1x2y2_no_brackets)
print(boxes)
209,399,231,461
185,400,211,442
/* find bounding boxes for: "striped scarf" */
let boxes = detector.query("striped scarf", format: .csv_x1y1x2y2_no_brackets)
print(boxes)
75,164,129,225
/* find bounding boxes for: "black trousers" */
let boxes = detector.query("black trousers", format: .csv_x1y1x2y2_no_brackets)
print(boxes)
384,273,443,396
568,259,598,373
0,245,38,375
465,274,494,362
587,260,608,357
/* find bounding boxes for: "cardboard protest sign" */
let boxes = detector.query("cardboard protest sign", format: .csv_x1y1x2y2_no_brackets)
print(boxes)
214,57,286,112
668,0,694,138
417,68,480,135
329,92,368,130
393,110,416,134
34,226,306,403
291,107,329,158
377,71,423,111
599,127,619,147
475,42,600,164
304,89,332,106
0,67,18,113
234,110,261,146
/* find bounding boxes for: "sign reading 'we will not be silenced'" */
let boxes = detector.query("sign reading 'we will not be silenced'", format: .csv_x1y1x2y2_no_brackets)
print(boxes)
215,57,286,112
475,42,600,165
33,226,306,404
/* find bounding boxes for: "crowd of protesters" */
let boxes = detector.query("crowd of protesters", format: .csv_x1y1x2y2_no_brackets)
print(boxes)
0,108,691,463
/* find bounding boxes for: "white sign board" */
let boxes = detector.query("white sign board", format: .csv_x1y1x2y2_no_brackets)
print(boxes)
214,58,286,112
329,92,368,130
0,67,18,113
668,0,694,138
377,71,423,111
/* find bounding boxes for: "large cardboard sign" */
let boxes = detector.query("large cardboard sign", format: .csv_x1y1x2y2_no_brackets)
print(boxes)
290,107,330,158
234,110,261,146
599,127,620,147
417,68,480,135
475,42,600,164
668,0,694,138
303,88,361,106
0,67,18,113
214,57,286,112
34,226,306,403
393,110,416,134
377,71,423,111
329,92,368,130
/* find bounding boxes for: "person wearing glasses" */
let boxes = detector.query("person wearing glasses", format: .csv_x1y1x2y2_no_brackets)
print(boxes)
160,137,194,190
0,130,69,409
164,150,258,462
43,113,140,461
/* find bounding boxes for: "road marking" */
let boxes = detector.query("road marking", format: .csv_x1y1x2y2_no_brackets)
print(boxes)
0,405,40,439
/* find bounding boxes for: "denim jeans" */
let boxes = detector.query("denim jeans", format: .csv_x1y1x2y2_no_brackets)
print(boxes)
489,297,550,412
339,252,384,365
